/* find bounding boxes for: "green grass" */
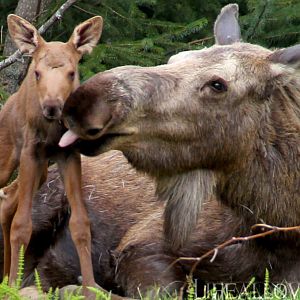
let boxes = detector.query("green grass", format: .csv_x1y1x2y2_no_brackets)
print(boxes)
0,251,299,300
1,279,298,300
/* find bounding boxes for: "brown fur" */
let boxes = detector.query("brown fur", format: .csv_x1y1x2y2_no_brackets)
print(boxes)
1,152,299,298
62,5,300,252
0,152,160,293
0,14,103,294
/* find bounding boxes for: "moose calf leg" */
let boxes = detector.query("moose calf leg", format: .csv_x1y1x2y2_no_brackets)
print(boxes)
58,154,96,296
0,151,18,188
9,149,47,285
0,179,19,277
1,167,47,278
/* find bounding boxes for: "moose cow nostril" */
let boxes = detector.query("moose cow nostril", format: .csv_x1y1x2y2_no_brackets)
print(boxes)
86,128,102,136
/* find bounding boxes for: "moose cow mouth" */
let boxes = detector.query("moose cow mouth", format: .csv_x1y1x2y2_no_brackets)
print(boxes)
59,112,115,148
59,130,80,147
58,127,130,157
76,132,125,156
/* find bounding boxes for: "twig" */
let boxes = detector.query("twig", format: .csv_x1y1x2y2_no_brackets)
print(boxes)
247,1,268,40
265,32,300,40
100,2,129,20
178,286,184,300
0,26,3,46
0,0,78,71
189,36,214,45
170,223,300,299
74,5,98,16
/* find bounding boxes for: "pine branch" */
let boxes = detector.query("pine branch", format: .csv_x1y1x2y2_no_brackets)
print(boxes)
247,1,268,41
74,5,98,17
0,0,78,71
189,36,213,45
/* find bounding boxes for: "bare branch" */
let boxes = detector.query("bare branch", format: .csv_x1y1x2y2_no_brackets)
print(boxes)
0,0,78,71
246,1,268,41
189,36,214,45
38,0,77,35
168,223,300,299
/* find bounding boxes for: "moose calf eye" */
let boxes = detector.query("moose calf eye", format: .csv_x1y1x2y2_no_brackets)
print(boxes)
69,71,75,81
34,70,41,81
209,80,228,93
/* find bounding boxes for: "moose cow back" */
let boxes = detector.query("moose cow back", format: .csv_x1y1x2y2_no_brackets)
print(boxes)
1,151,299,297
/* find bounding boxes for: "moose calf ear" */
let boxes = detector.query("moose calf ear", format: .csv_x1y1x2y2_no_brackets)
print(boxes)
69,16,103,55
269,45,300,66
7,14,44,54
214,3,241,45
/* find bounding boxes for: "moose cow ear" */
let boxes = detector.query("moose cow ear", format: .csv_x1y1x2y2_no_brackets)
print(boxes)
69,16,103,55
269,45,300,66
7,14,45,54
214,4,241,45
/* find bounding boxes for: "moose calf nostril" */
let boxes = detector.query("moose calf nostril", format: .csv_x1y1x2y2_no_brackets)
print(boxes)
86,128,102,136
48,107,56,117
43,105,62,120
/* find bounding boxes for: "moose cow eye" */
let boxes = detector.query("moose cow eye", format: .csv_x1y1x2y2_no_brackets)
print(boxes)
34,70,41,81
209,79,228,93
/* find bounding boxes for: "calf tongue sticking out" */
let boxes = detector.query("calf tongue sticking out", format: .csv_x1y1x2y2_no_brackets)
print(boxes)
59,130,79,147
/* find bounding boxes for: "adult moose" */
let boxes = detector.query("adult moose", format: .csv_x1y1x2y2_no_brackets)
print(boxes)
60,0,300,277
0,14,103,297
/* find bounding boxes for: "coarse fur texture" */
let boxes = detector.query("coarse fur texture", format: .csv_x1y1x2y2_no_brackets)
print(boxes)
0,152,162,296
62,7,300,251
1,152,299,298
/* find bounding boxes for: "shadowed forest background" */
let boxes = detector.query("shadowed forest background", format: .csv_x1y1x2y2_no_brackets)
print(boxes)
0,0,300,98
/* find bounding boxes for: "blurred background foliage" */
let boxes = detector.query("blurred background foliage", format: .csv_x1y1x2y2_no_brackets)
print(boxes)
0,0,300,87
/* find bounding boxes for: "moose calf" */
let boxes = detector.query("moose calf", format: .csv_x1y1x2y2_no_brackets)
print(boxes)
0,14,103,296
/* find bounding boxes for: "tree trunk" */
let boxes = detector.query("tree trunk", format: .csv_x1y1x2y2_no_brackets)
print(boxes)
0,0,53,94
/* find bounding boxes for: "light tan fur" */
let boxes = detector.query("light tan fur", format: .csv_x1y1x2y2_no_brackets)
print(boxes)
0,14,103,298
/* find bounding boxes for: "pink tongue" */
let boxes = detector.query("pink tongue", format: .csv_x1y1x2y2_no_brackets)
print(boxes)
59,130,79,147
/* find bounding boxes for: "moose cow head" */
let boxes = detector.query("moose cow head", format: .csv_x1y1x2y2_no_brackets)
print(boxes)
61,4,300,249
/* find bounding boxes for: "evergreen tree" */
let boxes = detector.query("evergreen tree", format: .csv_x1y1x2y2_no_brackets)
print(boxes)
242,0,300,48
1,0,300,84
